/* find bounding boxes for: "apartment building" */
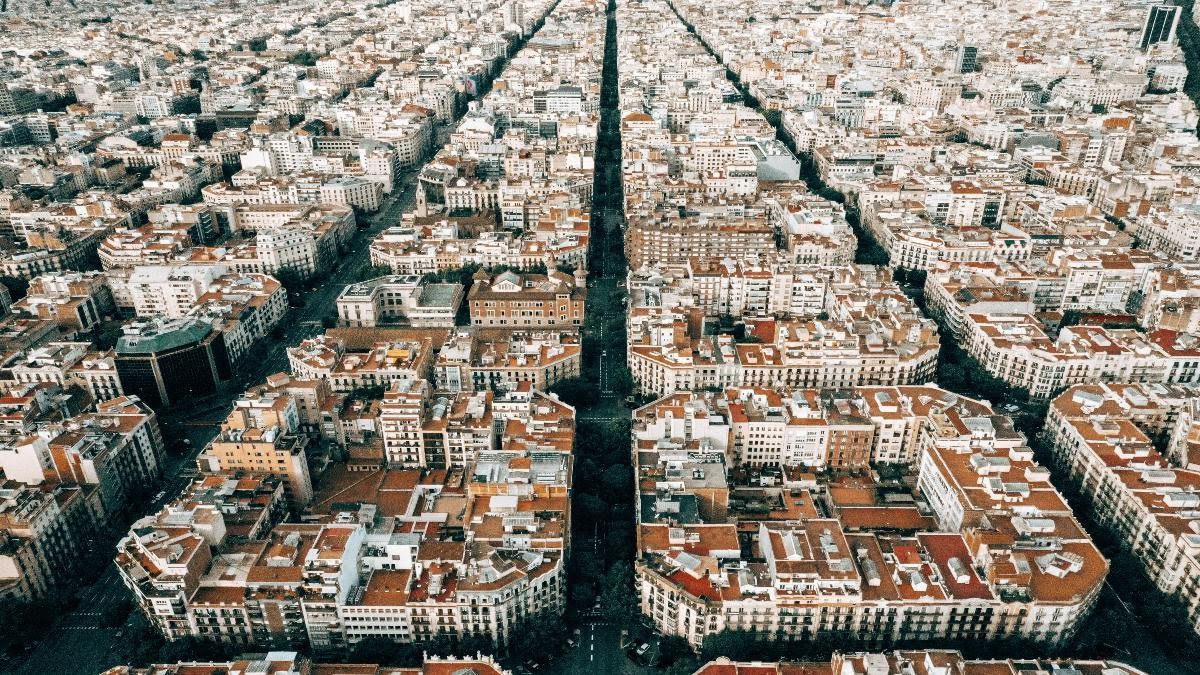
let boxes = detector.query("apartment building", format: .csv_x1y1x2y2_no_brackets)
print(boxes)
207,171,384,213
692,653,1144,675
42,396,166,517
117,384,575,649
70,350,125,403
0,482,98,603
12,271,113,332
631,384,1105,648
1138,265,1200,333
102,653,513,675
0,393,162,604
0,224,114,280
0,341,92,394
114,474,287,641
434,330,582,393
97,223,196,270
370,225,590,278
724,387,875,470
125,264,227,318
287,335,433,393
625,210,776,271
627,271,940,397
336,274,464,328
627,325,939,397
1136,205,1200,261
925,263,1200,398
862,202,1032,272
197,391,315,506
1044,383,1200,635
468,270,586,330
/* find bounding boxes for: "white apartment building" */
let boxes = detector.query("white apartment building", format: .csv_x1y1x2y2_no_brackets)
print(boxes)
127,264,227,318
631,385,1105,649
336,275,464,328
1044,383,1200,635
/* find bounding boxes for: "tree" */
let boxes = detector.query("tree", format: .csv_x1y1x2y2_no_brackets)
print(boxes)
422,262,482,286
288,51,320,67
600,464,630,502
0,599,61,656
348,636,423,666
548,376,600,408
574,493,608,523
1059,310,1083,329
816,187,845,203
273,267,306,290
348,385,386,402
602,522,635,566
608,364,635,398
657,635,695,667
598,563,637,627
700,630,762,662
195,118,218,142
0,275,29,301
665,660,701,675
509,612,567,658
355,263,393,282
571,582,598,609
172,95,201,115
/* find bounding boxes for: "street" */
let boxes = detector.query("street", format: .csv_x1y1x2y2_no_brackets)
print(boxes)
553,3,645,674
540,622,650,675
13,578,126,675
